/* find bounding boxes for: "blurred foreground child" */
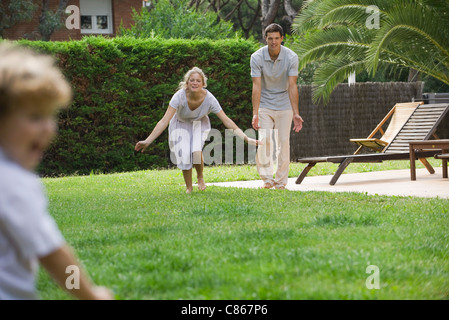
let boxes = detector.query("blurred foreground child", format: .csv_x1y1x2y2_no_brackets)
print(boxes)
0,42,114,300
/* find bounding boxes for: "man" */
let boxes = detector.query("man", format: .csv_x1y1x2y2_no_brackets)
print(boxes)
250,23,304,189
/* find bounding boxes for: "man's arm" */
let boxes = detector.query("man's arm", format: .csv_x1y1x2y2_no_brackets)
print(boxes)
288,75,303,132
251,76,262,130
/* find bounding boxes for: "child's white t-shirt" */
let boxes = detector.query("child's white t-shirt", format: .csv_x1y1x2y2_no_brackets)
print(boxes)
0,148,65,300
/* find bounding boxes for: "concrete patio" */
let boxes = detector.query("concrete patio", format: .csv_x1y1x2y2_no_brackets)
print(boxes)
209,167,449,199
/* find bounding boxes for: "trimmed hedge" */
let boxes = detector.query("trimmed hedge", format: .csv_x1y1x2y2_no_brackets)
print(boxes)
17,37,260,176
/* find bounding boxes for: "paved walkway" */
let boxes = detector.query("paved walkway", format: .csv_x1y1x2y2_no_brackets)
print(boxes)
209,167,449,199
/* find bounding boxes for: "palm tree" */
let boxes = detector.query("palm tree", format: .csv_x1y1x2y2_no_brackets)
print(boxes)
291,0,449,103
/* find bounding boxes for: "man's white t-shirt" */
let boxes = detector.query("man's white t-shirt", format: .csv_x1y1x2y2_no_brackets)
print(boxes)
0,148,65,300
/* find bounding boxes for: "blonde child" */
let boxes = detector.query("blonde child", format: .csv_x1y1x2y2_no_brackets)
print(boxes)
0,42,114,300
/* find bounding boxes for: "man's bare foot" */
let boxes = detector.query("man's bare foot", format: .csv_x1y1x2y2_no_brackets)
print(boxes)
186,186,193,194
197,178,206,191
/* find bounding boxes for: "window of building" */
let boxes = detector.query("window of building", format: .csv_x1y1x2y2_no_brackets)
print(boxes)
80,0,113,34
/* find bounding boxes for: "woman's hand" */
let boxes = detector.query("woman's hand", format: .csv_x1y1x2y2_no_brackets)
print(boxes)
135,140,150,153
247,137,263,146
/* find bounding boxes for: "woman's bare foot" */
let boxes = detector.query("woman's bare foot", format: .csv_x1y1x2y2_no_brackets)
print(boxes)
197,177,207,191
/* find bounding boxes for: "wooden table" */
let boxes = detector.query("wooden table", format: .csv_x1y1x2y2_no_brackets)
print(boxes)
409,140,449,180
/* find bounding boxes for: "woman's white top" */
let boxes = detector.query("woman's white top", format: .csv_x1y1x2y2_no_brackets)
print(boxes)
169,89,222,122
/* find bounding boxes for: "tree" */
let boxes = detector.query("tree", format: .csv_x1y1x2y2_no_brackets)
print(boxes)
0,0,37,38
186,0,302,40
121,0,236,39
260,0,301,39
38,0,71,41
186,0,261,38
291,0,449,103
261,0,282,33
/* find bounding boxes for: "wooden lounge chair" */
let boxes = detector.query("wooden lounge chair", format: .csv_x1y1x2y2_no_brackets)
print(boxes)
434,153,449,179
350,102,422,154
295,102,449,185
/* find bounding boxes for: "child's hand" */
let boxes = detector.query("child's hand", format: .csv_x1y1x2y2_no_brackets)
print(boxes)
91,286,115,300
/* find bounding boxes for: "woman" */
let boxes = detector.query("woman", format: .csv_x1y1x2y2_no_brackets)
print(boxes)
135,67,259,193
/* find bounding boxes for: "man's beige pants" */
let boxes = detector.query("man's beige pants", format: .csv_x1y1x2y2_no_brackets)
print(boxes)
256,108,293,187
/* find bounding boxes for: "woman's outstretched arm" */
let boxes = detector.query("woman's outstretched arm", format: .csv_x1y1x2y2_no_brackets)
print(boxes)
135,106,177,153
215,110,261,146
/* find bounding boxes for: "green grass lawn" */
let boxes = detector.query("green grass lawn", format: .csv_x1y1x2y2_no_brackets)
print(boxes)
37,160,449,300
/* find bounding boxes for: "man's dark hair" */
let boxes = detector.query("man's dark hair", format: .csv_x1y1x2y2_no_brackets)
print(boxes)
264,23,284,37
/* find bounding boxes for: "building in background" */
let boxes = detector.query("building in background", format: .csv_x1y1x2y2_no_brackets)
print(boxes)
2,0,144,41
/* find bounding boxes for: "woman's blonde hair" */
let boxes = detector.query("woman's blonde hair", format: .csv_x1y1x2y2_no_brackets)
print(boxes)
178,67,208,90
0,41,72,118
